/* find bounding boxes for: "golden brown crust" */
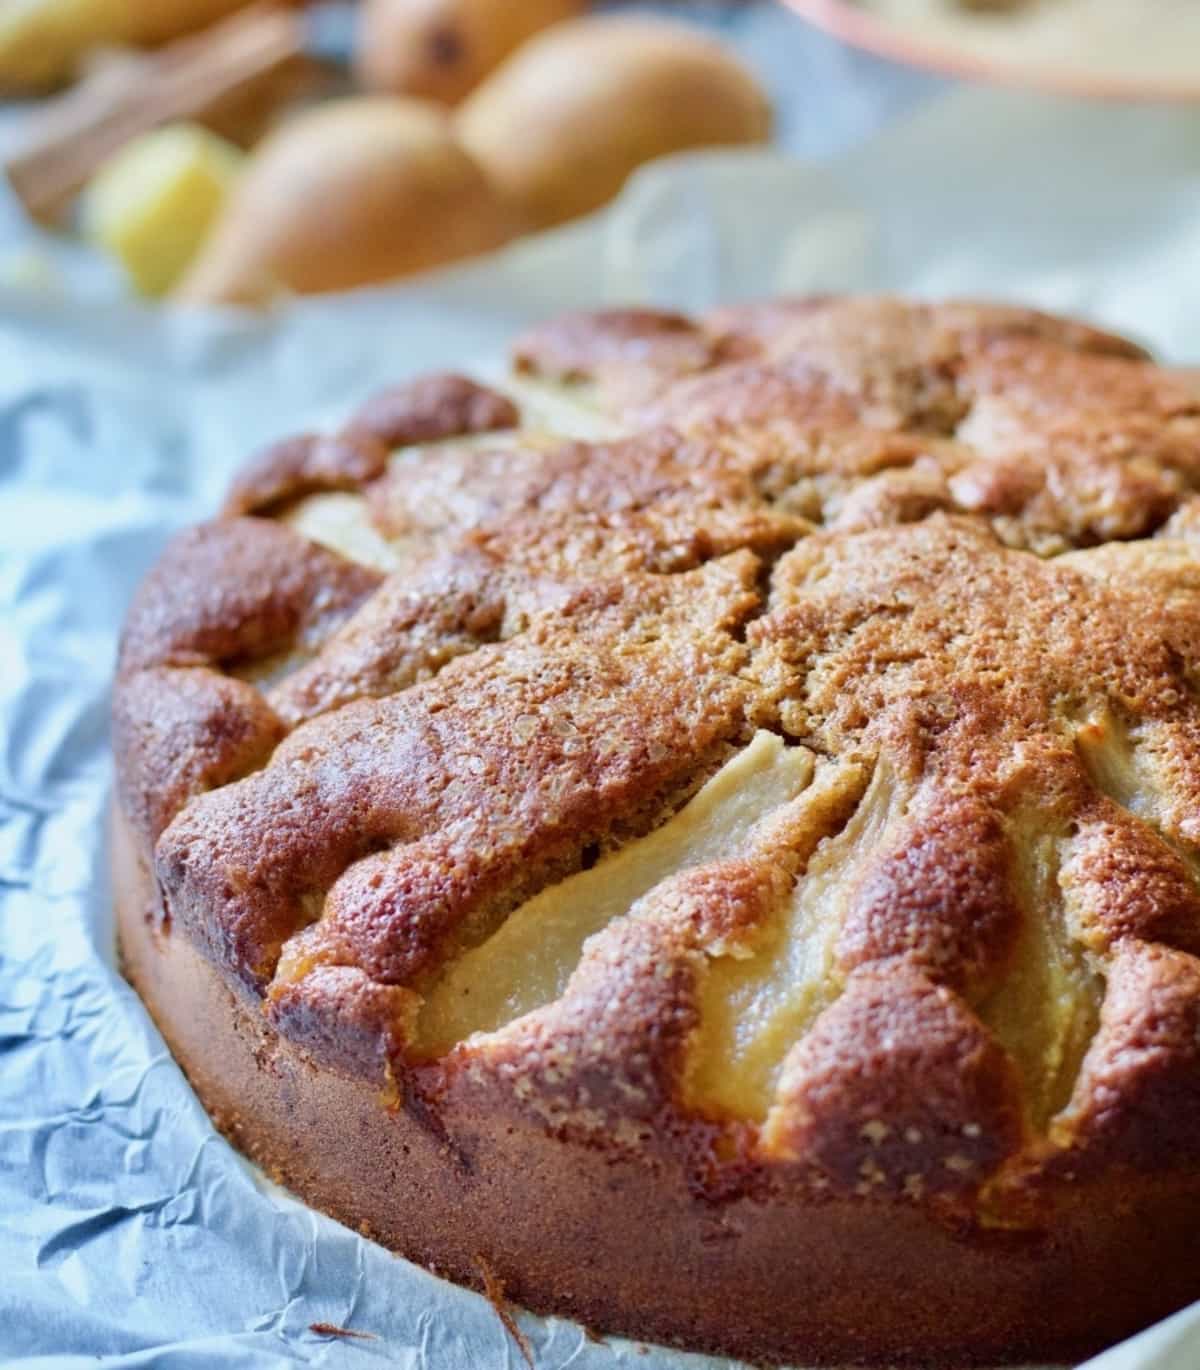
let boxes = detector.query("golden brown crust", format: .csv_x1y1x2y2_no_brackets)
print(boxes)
763,964,1026,1196
156,557,758,995
113,295,1200,1366
754,515,1200,775
366,427,786,538
117,824,1200,1368
644,295,1149,438
222,432,390,518
113,518,382,851
222,375,519,520
118,518,382,673
267,552,508,728
704,294,1151,364
1054,940,1200,1171
342,372,520,448
512,306,734,382
112,665,286,849
837,795,1021,995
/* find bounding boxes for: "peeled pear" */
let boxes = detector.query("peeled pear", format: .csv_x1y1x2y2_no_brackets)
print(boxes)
356,0,585,106
0,0,264,92
173,97,514,308
83,123,243,297
455,15,773,229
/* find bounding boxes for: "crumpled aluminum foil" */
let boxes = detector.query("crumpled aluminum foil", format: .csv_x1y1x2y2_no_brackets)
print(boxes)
4,86,1200,1367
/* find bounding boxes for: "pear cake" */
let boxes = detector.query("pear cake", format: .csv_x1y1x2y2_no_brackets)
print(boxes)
114,296,1200,1366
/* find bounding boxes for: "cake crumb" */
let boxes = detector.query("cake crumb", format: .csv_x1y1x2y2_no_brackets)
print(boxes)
309,1322,377,1341
476,1254,534,1369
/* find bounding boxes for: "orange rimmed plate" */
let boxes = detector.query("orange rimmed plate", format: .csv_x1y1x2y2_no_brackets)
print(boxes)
782,0,1200,103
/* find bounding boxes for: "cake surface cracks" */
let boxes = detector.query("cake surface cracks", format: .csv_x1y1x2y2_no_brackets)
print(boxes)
116,296,1200,1221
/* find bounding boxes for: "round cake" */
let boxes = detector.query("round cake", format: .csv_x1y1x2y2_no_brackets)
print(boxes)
114,296,1200,1366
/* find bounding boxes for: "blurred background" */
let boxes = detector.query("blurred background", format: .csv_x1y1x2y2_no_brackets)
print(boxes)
0,0,1193,313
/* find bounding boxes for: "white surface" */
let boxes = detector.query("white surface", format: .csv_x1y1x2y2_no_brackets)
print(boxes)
3,83,1200,1368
